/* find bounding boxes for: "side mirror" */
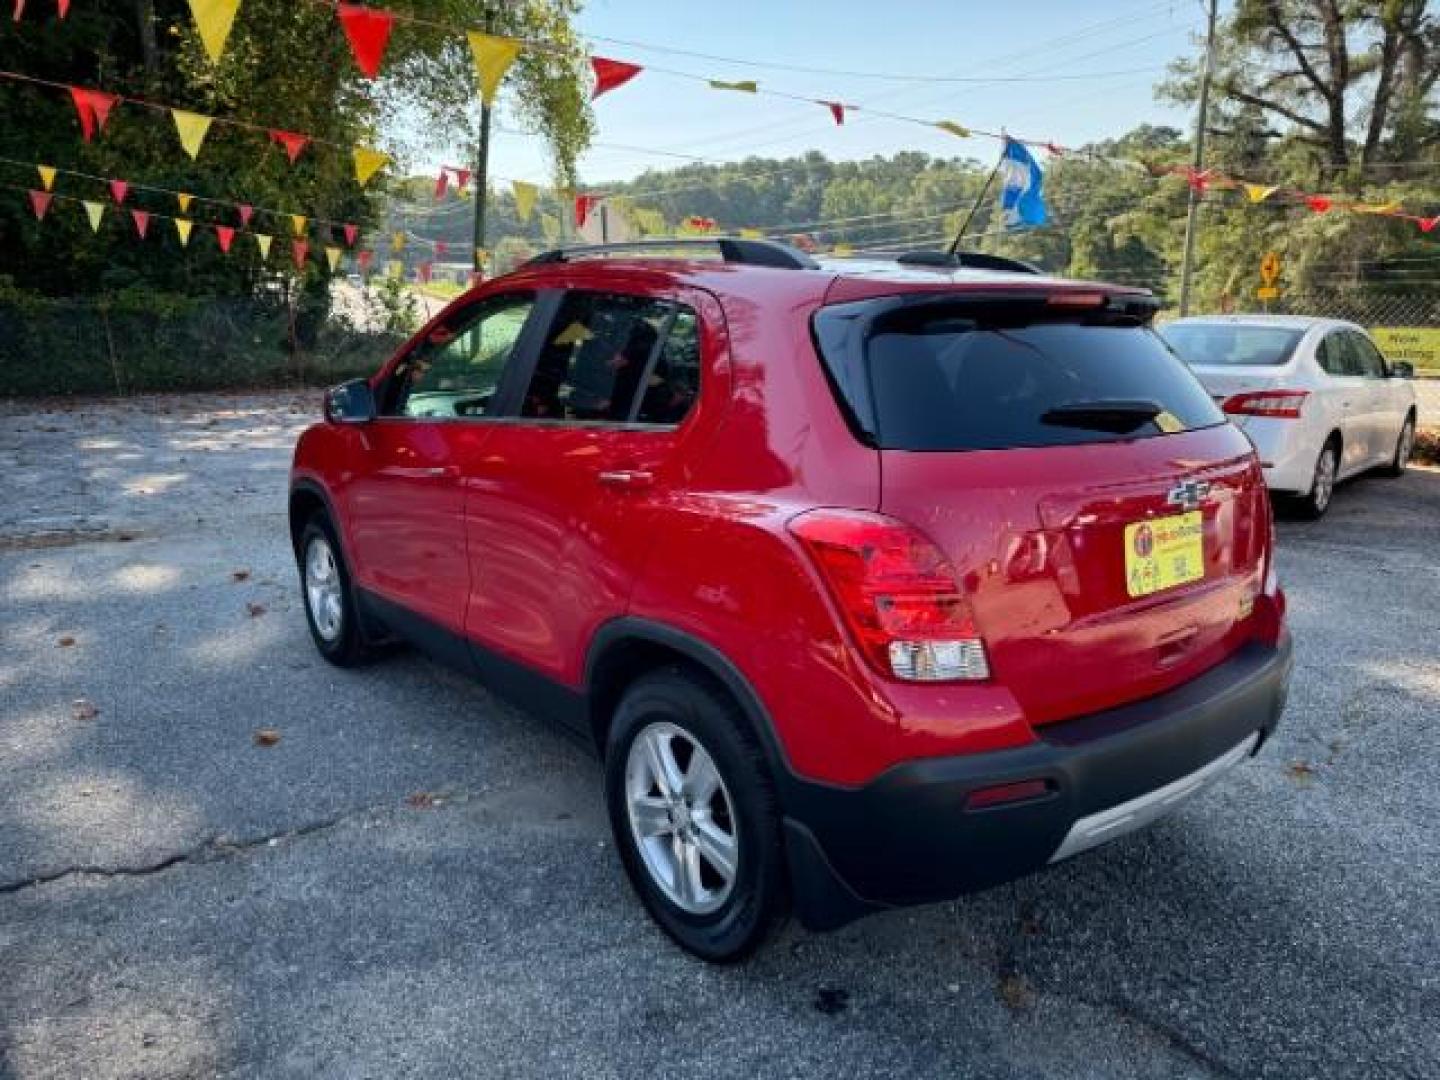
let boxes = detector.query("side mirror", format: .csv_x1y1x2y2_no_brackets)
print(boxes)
1392,361,1414,380
324,378,376,424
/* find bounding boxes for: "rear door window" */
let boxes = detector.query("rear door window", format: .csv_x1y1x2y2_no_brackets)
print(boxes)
1318,331,1363,377
1161,323,1303,367
1350,332,1389,378
520,291,699,426
814,298,1224,451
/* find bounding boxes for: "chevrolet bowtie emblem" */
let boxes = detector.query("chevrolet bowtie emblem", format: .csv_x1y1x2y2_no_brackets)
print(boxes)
1166,479,1211,511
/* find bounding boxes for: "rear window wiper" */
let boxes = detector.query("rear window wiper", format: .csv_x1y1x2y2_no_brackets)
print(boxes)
1040,399,1165,435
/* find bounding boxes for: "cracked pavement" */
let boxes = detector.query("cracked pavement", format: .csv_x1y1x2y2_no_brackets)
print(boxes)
2,391,1438,1079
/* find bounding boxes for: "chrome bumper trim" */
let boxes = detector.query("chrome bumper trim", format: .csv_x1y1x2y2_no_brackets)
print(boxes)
1048,732,1260,864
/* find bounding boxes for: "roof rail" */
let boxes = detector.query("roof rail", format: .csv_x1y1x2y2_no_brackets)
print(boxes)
893,249,1041,274
524,237,820,271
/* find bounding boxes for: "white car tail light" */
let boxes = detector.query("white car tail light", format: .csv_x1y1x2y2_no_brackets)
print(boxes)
1223,390,1308,419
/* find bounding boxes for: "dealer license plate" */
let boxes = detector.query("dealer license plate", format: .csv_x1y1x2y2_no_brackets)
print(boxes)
1124,511,1204,598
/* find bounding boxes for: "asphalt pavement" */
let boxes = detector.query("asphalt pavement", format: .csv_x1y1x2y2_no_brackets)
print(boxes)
2,392,1437,1079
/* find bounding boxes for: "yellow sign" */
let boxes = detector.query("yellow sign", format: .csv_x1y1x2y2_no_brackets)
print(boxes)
1125,511,1204,599
1259,251,1281,286
1257,286,1280,301
1371,327,1440,370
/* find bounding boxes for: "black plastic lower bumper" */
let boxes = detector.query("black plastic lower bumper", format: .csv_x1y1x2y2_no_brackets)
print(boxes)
781,636,1293,930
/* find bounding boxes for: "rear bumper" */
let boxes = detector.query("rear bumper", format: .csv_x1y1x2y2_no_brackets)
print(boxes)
1240,418,1315,494
781,635,1293,930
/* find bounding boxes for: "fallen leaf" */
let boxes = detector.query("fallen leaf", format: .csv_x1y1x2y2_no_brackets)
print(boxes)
246,602,267,618
406,792,436,809
253,728,281,747
1287,761,1316,782
72,698,100,721
57,636,76,647
231,569,251,583
998,973,1033,1010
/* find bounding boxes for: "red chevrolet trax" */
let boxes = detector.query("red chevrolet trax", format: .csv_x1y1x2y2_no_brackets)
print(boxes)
290,239,1292,961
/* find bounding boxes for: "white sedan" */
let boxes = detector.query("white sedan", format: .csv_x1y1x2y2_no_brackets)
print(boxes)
1161,316,1418,518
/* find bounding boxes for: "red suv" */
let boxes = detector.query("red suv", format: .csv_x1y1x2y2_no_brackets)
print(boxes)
290,239,1292,961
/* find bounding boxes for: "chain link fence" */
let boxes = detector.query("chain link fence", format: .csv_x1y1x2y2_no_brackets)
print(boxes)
1241,291,1440,328
0,289,405,397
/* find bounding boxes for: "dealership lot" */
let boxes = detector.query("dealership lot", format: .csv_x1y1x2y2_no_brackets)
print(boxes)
2,393,1436,1079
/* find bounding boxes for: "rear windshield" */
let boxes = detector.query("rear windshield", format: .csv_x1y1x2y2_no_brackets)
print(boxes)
1161,322,1304,367
813,298,1225,452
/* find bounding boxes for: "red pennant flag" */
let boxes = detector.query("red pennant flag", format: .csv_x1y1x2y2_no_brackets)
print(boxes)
1185,168,1211,193
591,57,642,99
357,249,374,273
28,190,52,220
131,208,150,238
435,240,448,257
69,87,119,142
434,170,450,200
108,179,129,205
1419,216,1440,234
269,130,310,164
237,203,254,228
336,4,395,79
13,0,24,17
1307,195,1332,214
292,240,309,270
57,0,69,15
575,193,603,229
215,224,235,253
449,167,472,192
418,261,433,283
343,223,359,247
818,100,850,125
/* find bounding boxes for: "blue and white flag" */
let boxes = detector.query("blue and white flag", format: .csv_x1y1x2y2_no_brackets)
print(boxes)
999,139,1047,229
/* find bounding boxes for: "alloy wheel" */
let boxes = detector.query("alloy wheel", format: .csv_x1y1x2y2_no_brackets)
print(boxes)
624,721,739,916
305,535,344,642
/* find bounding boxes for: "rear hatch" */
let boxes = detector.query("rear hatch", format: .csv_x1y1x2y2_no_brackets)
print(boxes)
813,287,1269,723
1159,321,1308,429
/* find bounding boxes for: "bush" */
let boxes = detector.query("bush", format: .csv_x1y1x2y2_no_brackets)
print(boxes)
0,281,405,397
1413,427,1440,466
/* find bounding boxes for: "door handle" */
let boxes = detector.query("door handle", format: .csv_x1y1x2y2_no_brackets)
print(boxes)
386,465,459,479
597,469,654,489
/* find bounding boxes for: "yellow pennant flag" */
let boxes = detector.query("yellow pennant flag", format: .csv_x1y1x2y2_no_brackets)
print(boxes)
171,109,214,160
1355,201,1401,215
254,233,272,259
467,31,522,105
325,246,342,272
353,147,390,187
386,259,404,280
473,247,488,270
1244,184,1279,203
174,218,193,247
290,215,308,238
187,0,241,65
833,243,854,256
37,165,57,192
633,208,665,236
709,79,758,93
540,212,560,242
177,192,194,213
512,180,538,222
83,200,105,233
738,227,764,239
934,120,971,139
391,230,406,253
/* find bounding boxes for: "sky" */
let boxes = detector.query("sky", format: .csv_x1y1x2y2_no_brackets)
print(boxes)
471,0,1211,188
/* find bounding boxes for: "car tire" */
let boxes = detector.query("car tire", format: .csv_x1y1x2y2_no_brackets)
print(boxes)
1295,438,1340,520
297,512,371,667
1382,415,1415,478
604,668,789,962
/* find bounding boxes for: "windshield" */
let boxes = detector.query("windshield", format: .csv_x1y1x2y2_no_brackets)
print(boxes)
1161,323,1304,368
813,299,1224,452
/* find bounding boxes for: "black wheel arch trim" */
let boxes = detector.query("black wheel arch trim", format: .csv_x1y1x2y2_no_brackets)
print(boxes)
288,477,345,554
585,617,796,780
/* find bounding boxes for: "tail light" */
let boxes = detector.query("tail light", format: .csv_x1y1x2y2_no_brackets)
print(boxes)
1223,390,1308,419
788,509,990,682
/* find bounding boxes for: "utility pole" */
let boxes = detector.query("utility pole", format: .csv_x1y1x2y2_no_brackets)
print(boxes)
471,7,493,276
1177,0,1219,317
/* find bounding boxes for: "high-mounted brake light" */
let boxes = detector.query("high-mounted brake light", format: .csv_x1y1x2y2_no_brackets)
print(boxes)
1046,291,1108,309
788,510,990,682
1223,390,1308,419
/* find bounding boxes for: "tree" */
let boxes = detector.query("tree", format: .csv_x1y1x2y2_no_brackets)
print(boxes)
0,0,592,298
1163,0,1439,185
